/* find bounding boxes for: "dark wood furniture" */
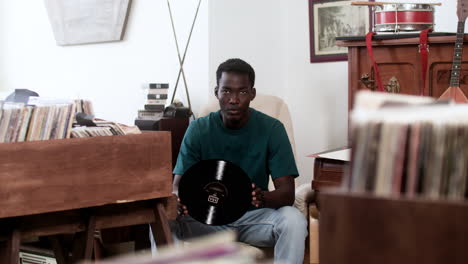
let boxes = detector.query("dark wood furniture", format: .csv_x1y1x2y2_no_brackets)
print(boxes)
137,117,189,168
158,117,189,168
312,158,347,191
312,157,348,209
313,34,468,264
0,133,176,264
319,191,468,264
336,34,468,108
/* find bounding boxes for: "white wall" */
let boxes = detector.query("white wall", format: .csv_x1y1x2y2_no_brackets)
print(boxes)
209,0,460,185
0,0,209,125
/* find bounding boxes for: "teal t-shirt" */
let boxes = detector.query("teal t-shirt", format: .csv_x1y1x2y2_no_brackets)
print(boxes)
173,108,299,190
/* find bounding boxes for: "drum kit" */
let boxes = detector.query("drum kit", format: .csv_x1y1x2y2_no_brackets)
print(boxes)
351,1,441,33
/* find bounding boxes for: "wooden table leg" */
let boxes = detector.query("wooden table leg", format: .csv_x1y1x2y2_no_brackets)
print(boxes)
134,225,150,251
150,202,174,246
49,235,69,264
93,237,104,260
0,229,20,264
71,215,96,263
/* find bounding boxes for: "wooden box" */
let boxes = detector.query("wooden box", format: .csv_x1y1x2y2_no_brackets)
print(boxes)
0,132,172,219
319,192,468,264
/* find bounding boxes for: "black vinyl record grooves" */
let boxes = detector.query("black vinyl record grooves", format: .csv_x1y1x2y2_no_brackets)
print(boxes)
178,159,252,226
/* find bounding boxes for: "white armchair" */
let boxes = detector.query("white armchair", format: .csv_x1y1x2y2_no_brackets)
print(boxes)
198,94,317,263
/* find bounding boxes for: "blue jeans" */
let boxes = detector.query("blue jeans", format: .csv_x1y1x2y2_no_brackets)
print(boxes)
151,206,308,264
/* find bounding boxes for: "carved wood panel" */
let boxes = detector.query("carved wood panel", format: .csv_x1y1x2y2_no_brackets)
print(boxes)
430,62,468,97
341,35,468,110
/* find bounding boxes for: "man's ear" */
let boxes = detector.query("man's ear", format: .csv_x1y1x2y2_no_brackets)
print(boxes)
214,86,219,99
250,87,256,101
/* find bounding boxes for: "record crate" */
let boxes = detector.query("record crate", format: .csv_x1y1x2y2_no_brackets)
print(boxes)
319,191,468,264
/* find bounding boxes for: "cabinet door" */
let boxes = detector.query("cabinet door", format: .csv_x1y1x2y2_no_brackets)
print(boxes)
350,45,422,108
359,45,421,94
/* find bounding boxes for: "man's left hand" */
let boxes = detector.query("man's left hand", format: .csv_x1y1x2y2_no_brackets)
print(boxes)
251,183,265,208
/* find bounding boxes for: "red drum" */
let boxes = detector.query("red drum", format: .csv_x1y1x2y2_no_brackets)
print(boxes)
374,4,434,32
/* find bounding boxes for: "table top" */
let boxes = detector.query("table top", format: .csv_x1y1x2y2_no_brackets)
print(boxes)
0,133,173,218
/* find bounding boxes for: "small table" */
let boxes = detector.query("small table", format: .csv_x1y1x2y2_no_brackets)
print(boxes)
310,148,350,208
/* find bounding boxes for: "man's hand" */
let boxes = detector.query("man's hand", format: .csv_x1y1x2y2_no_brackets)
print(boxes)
251,183,265,208
173,174,188,216
177,197,189,216
251,176,296,209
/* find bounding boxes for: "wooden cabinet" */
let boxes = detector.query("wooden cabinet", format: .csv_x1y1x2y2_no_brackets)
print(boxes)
315,35,468,264
337,34,468,110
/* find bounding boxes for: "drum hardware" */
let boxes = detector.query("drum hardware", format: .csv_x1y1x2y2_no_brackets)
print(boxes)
360,69,400,93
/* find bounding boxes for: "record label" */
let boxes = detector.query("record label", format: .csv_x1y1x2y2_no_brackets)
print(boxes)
178,159,252,225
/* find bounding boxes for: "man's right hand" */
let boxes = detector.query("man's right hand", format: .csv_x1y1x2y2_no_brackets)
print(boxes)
177,197,189,216
173,174,188,216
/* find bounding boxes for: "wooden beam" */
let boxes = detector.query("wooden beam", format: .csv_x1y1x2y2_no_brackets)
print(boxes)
150,202,174,246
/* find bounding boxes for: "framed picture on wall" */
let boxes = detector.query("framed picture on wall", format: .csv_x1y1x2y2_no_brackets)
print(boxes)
308,0,372,63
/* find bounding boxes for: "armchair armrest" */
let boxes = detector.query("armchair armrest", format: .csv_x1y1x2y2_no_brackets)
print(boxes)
294,183,315,218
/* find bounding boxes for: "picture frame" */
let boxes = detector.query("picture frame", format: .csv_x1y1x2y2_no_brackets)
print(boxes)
308,0,372,63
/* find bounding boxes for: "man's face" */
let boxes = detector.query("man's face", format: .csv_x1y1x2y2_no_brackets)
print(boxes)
215,72,256,128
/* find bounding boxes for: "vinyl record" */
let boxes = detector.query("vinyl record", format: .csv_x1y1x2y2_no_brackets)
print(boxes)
178,159,252,225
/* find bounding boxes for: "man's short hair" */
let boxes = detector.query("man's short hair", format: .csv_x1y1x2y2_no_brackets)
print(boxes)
216,58,255,88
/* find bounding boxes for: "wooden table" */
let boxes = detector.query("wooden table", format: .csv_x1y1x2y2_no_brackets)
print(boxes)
312,157,348,208
0,133,176,264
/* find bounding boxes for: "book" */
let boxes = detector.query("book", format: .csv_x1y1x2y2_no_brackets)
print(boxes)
405,123,421,197
147,99,167,105
145,104,165,111
149,83,169,89
148,89,168,95
3,104,23,143
16,106,33,142
138,110,164,120
148,94,168,100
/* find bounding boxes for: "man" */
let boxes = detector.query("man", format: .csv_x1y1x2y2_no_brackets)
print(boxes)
171,58,307,264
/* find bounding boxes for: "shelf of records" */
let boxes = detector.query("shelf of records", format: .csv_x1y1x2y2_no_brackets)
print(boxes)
347,91,468,201
0,97,139,143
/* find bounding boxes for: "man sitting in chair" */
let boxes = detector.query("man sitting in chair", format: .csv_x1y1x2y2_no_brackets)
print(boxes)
171,58,307,264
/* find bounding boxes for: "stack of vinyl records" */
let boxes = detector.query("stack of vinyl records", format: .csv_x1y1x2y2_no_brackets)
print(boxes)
74,99,94,116
348,91,468,200
0,97,76,143
85,231,262,264
135,83,169,130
